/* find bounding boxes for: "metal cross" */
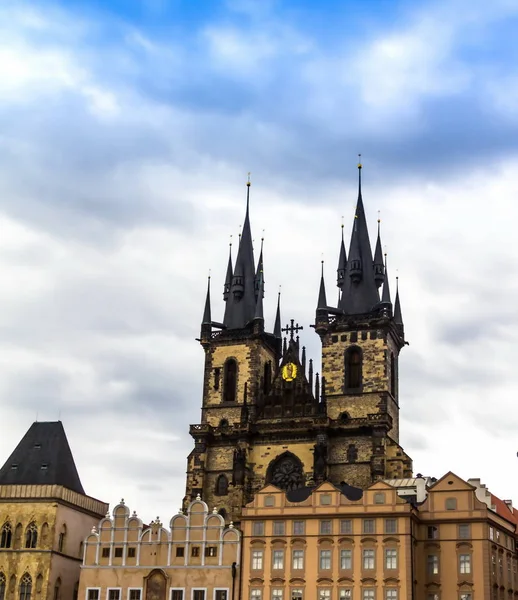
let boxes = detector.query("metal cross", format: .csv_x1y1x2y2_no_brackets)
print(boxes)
281,319,304,340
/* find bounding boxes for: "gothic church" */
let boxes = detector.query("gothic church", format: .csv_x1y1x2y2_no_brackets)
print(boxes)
185,166,413,523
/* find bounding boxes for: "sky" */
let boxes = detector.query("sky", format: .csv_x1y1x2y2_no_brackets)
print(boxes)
1,0,518,524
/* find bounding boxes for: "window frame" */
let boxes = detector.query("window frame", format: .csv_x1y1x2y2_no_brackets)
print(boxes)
170,589,185,600
340,519,352,535
385,519,397,534
292,549,304,570
106,589,122,600
459,554,471,574
340,548,352,570
251,549,264,570
363,519,376,534
273,521,286,536
192,589,207,600
385,548,397,570
127,589,142,600
293,521,305,535
86,588,101,600
252,522,265,536
362,548,375,570
272,549,284,570
319,549,331,570
320,520,332,535
214,589,229,600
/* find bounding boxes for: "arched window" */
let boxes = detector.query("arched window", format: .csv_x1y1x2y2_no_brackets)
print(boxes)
215,474,229,496
19,574,32,600
0,573,6,600
390,353,396,397
223,359,237,403
53,578,61,600
345,347,362,389
35,576,43,596
263,361,272,394
25,522,37,549
0,523,12,548
58,525,66,553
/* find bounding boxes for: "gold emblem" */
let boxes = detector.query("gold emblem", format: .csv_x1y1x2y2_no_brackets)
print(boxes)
282,362,297,382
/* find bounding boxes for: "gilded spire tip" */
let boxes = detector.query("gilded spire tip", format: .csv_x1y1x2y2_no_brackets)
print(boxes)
247,172,251,187
357,153,362,169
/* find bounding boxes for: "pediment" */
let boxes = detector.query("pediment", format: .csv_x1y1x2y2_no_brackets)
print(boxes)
428,472,474,492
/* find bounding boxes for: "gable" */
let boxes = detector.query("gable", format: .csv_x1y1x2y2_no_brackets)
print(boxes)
428,472,475,493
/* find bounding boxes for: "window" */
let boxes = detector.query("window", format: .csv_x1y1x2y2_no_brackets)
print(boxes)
293,521,305,535
362,591,375,600
318,591,331,600
459,554,471,574
363,549,375,569
264,362,272,394
0,523,12,548
489,526,494,540
108,591,120,600
340,520,352,535
58,525,66,553
386,592,398,600
253,522,265,536
320,494,331,505
176,547,184,557
114,548,123,558
191,546,200,557
171,591,184,600
214,368,220,390
292,550,304,570
459,524,470,539
340,549,352,569
339,591,352,600
385,519,397,534
223,359,237,402
87,591,100,600
272,590,283,600
250,591,261,600
374,493,385,504
319,549,331,569
129,591,141,600
205,546,217,557
390,353,396,396
252,550,263,570
193,591,205,600
445,497,457,510
427,526,438,539
127,547,136,558
0,574,5,600
272,550,284,570
345,348,362,389
215,475,229,496
215,591,227,600
427,555,439,575
385,549,397,569
102,548,110,558
273,521,285,535
320,520,332,535
291,590,302,600
265,496,275,507
459,595,472,600
363,519,375,534
25,523,38,548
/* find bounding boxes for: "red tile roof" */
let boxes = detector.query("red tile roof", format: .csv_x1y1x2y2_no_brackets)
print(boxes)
491,494,518,527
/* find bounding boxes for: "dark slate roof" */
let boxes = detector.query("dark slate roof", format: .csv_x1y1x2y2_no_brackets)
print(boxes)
0,421,85,494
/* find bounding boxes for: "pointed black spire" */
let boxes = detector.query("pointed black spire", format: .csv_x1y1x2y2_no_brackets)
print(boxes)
255,236,264,300
274,290,282,339
254,268,264,321
394,277,403,326
223,241,233,301
337,223,347,288
381,254,391,305
373,218,385,289
317,261,327,309
339,159,380,315
202,276,211,325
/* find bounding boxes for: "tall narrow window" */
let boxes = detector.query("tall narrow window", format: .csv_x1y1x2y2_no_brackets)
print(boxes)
19,574,32,600
223,359,237,403
390,353,396,397
214,368,221,390
215,474,229,496
0,523,11,549
53,579,61,600
25,523,37,549
345,348,362,389
58,525,66,553
263,362,272,394
0,573,6,600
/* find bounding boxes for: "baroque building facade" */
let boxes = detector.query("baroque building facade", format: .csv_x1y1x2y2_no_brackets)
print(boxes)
0,421,107,600
185,167,412,523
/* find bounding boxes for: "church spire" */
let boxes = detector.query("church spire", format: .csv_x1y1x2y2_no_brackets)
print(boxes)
202,275,211,325
254,268,264,322
337,222,347,288
373,217,385,289
255,236,264,300
338,159,380,315
381,254,391,306
274,290,282,339
223,241,233,302
317,261,327,309
394,277,403,326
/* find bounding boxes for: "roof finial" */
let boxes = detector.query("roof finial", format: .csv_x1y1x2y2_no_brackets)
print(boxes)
357,153,362,199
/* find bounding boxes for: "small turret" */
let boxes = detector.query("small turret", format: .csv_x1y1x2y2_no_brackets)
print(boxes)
223,242,233,301
373,220,385,288
337,224,347,288
274,291,282,339
394,278,404,331
255,237,264,300
202,276,211,325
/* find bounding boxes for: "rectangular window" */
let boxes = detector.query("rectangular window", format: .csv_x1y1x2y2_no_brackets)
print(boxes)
205,546,217,557
363,519,375,534
458,524,470,539
339,591,351,600
215,591,227,600
489,526,494,540
87,591,100,600
127,547,136,558
253,522,265,536
272,590,283,600
319,549,331,570
273,550,284,570
114,547,123,558
318,590,331,600
459,554,471,574
129,591,141,600
293,521,305,535
291,590,302,600
193,591,205,600
320,520,332,535
385,592,398,600
340,520,352,535
176,547,185,557
363,591,375,600
191,546,200,557
320,494,332,505
171,591,184,600
250,590,261,600
385,519,397,534
427,555,439,575
108,591,120,600
427,526,438,539
252,550,263,570
102,548,110,558
292,550,304,570
340,549,352,570
363,549,375,569
385,549,397,569
273,521,285,536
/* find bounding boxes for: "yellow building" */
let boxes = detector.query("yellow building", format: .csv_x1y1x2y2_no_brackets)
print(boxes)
79,496,241,600
0,421,107,600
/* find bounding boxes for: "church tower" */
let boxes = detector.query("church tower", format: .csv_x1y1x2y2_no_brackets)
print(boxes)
185,168,412,523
